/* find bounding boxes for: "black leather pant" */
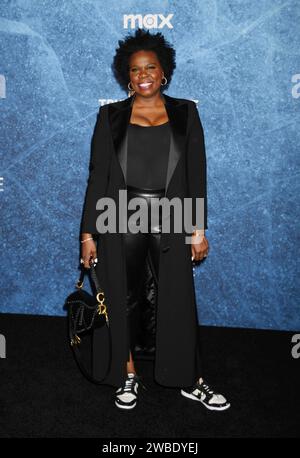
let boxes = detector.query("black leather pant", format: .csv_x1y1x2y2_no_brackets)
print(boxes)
124,185,165,361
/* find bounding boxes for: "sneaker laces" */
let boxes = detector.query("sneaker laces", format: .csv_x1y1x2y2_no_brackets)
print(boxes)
122,376,136,393
193,380,215,397
195,381,228,405
123,373,147,392
201,383,214,395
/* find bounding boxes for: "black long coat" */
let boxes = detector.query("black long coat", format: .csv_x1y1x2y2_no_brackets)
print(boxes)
81,92,208,388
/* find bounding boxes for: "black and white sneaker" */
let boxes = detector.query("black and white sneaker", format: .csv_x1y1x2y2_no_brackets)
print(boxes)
115,372,146,410
181,379,231,411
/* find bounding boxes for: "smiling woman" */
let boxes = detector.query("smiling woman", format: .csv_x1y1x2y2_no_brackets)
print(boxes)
129,56,160,91
80,28,230,413
112,28,176,95
128,49,170,126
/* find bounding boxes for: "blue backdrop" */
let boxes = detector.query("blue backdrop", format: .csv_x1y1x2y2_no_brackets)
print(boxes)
0,0,299,330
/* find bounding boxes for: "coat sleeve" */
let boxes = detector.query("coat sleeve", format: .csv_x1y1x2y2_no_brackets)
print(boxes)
80,105,111,234
186,101,208,230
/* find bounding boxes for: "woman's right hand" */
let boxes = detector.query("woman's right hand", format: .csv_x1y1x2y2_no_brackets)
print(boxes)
81,235,97,269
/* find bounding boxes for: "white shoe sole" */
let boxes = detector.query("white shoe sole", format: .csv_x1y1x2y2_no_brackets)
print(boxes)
181,389,231,411
115,400,137,410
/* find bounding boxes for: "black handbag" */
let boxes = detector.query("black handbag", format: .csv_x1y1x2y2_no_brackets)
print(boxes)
64,262,112,383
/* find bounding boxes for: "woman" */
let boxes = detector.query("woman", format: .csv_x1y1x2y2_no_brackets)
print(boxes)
80,28,230,411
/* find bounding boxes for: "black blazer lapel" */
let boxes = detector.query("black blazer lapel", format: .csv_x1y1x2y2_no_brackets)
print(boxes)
107,93,188,195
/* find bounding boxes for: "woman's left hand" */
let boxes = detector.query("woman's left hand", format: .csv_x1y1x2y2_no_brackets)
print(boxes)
191,234,209,262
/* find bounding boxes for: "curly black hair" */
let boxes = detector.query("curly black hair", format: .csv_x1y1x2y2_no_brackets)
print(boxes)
112,28,176,93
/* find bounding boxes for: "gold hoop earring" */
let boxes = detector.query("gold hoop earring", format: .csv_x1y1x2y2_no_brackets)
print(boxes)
128,81,135,96
161,76,167,86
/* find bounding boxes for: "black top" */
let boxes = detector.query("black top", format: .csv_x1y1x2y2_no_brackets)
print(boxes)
126,121,170,190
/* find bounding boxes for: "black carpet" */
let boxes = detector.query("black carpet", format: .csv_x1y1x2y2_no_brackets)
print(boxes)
0,313,299,438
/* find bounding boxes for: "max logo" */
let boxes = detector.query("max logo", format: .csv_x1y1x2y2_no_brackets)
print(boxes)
0,334,6,359
124,14,174,29
291,334,300,359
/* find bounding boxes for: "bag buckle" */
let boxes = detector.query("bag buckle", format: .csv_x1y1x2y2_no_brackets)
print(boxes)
96,291,109,323
71,334,81,346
